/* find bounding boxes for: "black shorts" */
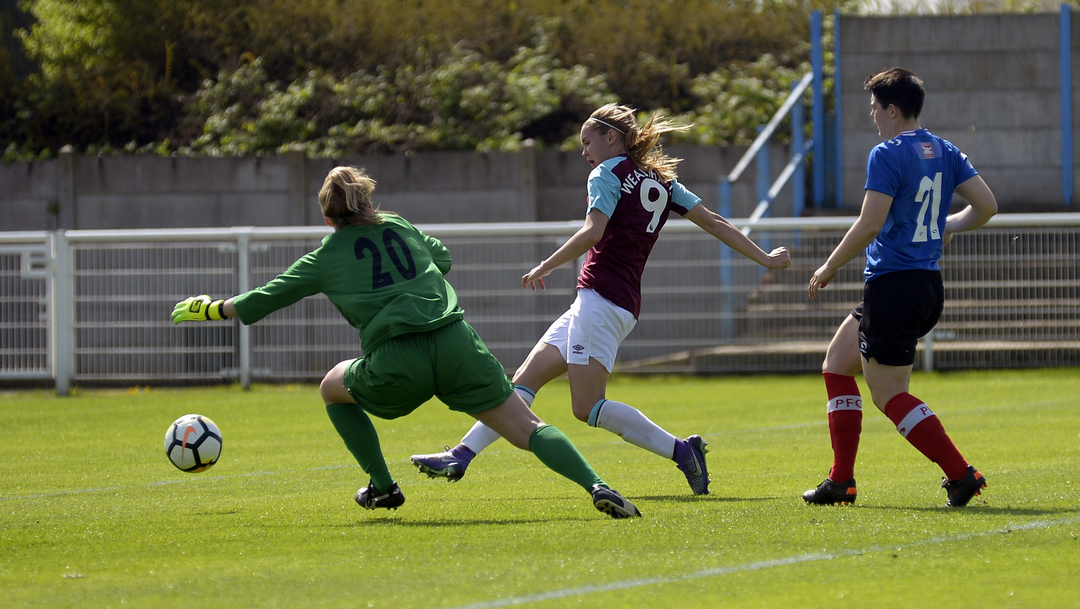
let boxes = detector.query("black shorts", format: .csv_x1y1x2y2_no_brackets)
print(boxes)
851,269,944,367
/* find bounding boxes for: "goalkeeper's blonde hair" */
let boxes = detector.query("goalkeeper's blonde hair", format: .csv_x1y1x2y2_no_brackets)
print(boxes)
584,103,689,183
319,166,385,227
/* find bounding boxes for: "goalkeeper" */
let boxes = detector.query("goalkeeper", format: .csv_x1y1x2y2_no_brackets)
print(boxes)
171,165,640,519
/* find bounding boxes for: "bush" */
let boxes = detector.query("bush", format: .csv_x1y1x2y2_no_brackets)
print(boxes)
2,0,851,158
177,25,615,156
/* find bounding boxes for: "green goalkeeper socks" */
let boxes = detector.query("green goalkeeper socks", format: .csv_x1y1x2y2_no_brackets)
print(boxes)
325,403,394,493
528,424,606,492
326,409,602,495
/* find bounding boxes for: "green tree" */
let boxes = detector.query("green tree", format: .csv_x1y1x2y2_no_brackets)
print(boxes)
4,0,856,158
0,0,34,156
178,26,614,156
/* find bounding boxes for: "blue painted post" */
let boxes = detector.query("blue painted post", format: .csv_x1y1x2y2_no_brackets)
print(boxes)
756,126,770,211
834,9,844,209
812,10,825,208
755,126,771,258
792,83,806,219
792,84,806,250
718,179,735,340
1062,3,1073,206
718,176,731,219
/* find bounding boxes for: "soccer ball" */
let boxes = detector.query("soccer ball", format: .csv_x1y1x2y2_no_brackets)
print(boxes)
164,414,223,473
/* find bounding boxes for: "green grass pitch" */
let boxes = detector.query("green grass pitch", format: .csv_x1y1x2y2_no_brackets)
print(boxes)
2,369,1079,608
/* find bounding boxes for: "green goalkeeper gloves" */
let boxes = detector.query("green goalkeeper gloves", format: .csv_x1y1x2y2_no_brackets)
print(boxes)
172,295,227,324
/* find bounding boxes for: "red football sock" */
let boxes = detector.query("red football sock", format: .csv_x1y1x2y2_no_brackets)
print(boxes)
824,372,862,482
883,393,969,481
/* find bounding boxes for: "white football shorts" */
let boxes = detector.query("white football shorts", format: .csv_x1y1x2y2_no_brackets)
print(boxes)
539,288,637,372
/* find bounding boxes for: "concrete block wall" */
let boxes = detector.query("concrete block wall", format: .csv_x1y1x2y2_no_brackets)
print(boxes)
839,13,1069,210
0,143,793,230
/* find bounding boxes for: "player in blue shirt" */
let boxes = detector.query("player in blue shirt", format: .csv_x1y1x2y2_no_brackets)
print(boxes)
803,68,998,507
412,103,790,496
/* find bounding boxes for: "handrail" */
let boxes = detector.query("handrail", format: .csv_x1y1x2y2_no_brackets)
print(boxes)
719,72,814,239
743,139,814,235
0,231,50,244
725,72,814,184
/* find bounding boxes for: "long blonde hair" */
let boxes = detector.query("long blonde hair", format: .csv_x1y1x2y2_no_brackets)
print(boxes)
318,166,384,227
584,103,689,182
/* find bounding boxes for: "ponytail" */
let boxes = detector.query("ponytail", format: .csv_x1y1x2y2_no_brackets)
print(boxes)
585,103,690,182
318,166,384,227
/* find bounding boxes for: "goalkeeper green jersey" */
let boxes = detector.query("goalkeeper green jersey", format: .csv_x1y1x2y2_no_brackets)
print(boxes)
232,214,463,353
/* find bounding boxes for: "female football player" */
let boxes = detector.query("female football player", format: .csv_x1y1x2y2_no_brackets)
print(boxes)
171,165,641,519
412,104,791,495
802,68,997,507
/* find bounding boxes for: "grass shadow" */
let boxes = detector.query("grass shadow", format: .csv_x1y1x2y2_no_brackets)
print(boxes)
335,515,599,528
857,504,1080,517
633,494,775,503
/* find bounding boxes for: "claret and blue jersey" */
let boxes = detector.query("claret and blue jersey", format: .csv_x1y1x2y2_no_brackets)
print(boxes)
579,155,701,318
863,129,979,281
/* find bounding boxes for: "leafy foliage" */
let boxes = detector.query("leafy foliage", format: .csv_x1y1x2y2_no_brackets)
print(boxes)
176,29,614,156
676,55,809,147
1,0,858,159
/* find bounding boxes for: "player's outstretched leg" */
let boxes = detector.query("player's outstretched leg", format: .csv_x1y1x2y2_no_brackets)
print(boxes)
587,398,710,495
942,465,987,507
527,424,642,519
882,393,985,505
410,386,530,481
803,477,858,506
591,484,642,519
474,389,643,518
411,444,476,482
673,434,711,495
355,481,406,510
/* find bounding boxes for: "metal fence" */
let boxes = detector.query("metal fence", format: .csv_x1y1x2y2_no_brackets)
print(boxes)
0,233,51,380
2,214,1078,393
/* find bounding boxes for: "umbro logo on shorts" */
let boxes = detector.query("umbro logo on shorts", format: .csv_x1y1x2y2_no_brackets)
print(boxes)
572,344,584,354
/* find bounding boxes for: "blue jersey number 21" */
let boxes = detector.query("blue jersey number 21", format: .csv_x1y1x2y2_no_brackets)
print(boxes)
913,172,943,243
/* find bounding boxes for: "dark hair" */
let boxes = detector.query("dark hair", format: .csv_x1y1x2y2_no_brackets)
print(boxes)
318,166,384,228
864,67,925,120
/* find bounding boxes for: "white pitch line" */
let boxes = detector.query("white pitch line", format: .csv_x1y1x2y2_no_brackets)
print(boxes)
438,514,1080,609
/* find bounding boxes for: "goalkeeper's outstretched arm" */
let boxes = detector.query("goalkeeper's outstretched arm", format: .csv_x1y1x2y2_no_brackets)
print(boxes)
171,295,238,324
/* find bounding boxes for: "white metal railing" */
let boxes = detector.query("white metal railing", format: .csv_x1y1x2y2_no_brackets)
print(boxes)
1,213,1079,394
0,237,52,380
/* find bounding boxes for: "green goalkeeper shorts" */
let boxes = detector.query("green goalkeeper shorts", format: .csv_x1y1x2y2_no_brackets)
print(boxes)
343,319,514,419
